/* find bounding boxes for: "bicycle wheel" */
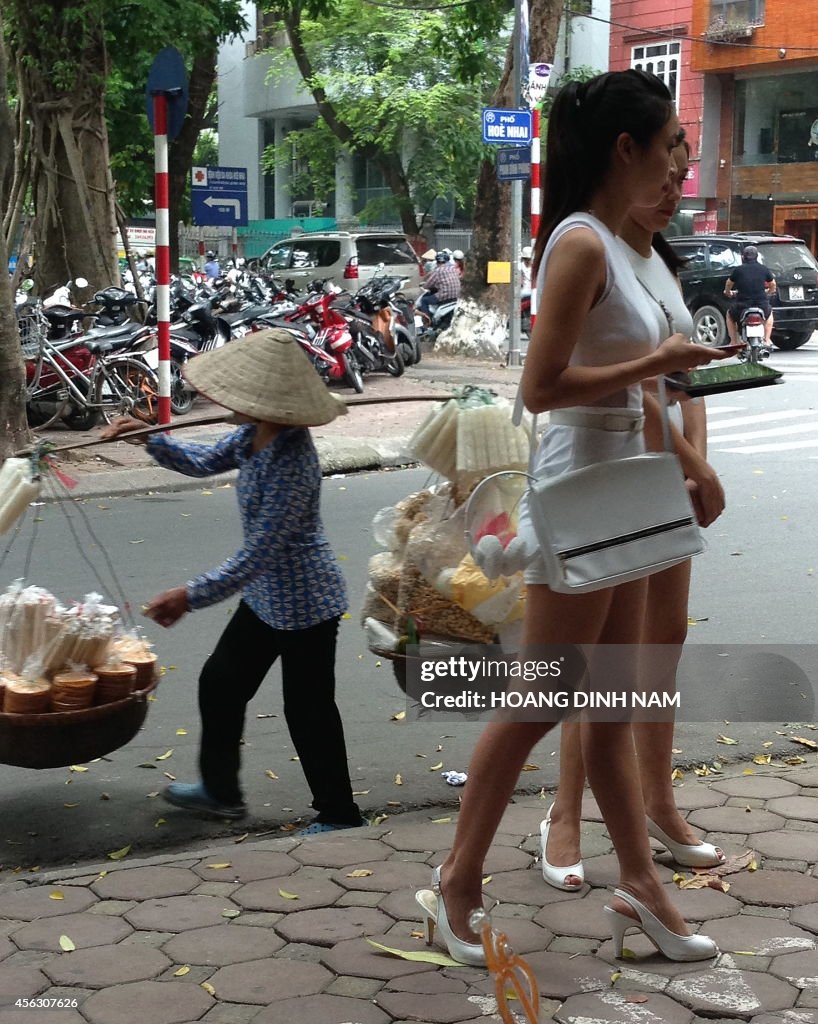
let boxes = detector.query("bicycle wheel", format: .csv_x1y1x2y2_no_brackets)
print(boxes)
170,359,195,416
27,399,69,431
94,357,159,424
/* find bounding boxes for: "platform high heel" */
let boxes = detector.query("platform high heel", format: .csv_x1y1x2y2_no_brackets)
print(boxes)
414,866,486,967
604,887,719,963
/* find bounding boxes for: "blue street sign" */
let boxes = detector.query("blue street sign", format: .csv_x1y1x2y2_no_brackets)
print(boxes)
482,108,532,145
146,47,189,141
191,166,248,227
496,147,531,181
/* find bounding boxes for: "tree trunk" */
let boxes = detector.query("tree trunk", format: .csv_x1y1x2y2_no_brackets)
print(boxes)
169,51,218,274
11,3,119,295
440,0,563,356
0,14,30,459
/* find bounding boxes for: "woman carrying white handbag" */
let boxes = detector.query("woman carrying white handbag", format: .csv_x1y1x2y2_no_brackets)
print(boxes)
415,71,731,966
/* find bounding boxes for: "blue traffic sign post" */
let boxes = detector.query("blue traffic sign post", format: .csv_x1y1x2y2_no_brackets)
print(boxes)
496,146,532,182
482,108,532,145
191,166,248,227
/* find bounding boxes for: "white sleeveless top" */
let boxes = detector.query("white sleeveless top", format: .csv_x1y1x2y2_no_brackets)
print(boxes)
536,213,662,414
619,240,696,433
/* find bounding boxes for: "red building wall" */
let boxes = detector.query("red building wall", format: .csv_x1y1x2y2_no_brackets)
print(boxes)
610,0,703,168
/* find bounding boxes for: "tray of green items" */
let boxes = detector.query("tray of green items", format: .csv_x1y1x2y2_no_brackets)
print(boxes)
665,362,783,398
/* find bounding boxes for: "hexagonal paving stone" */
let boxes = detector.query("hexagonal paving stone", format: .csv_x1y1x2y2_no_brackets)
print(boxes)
125,895,232,933
92,866,199,901
42,944,170,988
0,965,48,1004
82,979,213,1024
376,990,484,1022
274,907,392,947
753,831,818,863
780,768,818,788
0,887,96,922
666,966,797,1018
710,777,800,800
193,850,300,882
380,889,428,922
0,1012,85,1024
704,915,816,956
332,860,430,892
163,923,285,965
673,787,729,811
555,990,694,1024
767,796,818,823
595,933,715,977
385,972,468,994
208,957,331,1004
584,853,675,889
483,846,534,874
322,933,436,980
484,869,581,909
477,917,553,956
0,939,13,962
769,949,818,988
728,871,818,908
292,837,392,867
688,807,785,835
12,912,131,952
510,951,612,999
662,882,742,923
791,904,818,936
233,870,343,914
254,993,390,1024
381,824,457,854
533,890,613,940
749,1014,818,1024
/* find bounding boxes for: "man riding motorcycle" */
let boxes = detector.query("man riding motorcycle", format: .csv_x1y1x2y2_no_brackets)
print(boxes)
724,244,776,349
418,251,461,317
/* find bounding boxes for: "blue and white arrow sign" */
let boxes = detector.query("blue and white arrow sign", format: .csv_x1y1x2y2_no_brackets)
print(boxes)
482,108,532,145
191,166,248,226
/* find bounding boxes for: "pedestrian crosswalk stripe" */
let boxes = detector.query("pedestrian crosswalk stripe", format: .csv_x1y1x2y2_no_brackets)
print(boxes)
714,421,818,443
719,438,818,454
707,409,813,431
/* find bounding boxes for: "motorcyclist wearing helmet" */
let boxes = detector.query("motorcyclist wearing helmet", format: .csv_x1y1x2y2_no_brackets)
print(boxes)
204,250,221,281
419,250,461,317
452,249,465,277
724,244,776,348
520,244,533,298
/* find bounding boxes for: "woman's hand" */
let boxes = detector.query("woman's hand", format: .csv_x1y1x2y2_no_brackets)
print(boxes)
99,416,148,444
684,463,725,528
651,334,733,375
143,587,189,628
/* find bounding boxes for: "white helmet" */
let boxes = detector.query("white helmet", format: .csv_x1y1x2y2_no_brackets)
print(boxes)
452,249,464,260
521,245,533,259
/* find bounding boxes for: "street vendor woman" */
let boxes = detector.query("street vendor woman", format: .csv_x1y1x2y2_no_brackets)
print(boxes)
100,330,365,832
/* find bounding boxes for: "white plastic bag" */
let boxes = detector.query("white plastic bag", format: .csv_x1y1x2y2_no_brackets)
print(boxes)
0,458,41,536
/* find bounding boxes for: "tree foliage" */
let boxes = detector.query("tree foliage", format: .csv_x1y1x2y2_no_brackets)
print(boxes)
263,0,506,233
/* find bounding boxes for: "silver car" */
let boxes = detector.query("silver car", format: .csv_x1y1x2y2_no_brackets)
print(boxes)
257,231,423,297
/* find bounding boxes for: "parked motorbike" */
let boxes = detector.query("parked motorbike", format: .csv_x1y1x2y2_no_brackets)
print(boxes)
416,290,456,346
355,272,420,366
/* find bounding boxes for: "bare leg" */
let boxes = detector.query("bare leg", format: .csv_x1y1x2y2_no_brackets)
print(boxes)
764,313,774,346
544,721,585,886
726,313,738,345
439,584,612,942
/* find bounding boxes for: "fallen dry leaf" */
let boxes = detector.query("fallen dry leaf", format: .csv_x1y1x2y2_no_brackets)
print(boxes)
706,849,756,877
347,869,374,878
367,938,465,968
154,818,166,828
69,765,88,773
278,889,299,900
387,801,402,807
791,735,818,750
717,734,738,745
762,740,773,748
352,789,370,796
431,817,451,824
410,929,424,940
175,729,188,736
156,750,173,761
201,982,216,995
233,833,249,844
482,875,493,885
59,935,76,952
429,762,444,771
679,874,730,893
265,770,279,780
49,891,64,901
371,814,389,825
742,768,754,776
610,971,622,985
63,803,79,809
222,909,241,918
174,965,190,977
521,763,540,771
108,845,131,861
207,863,232,870
752,754,772,765
671,768,684,781
625,994,649,1004
394,774,403,786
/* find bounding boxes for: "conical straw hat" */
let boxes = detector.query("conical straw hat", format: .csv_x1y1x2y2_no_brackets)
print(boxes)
183,329,348,427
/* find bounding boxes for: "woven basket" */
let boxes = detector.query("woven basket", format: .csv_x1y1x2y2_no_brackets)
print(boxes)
0,674,159,769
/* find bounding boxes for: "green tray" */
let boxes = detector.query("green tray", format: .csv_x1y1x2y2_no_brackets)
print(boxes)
665,362,783,398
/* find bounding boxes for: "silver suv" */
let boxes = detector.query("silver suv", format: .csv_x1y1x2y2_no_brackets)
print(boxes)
256,231,423,296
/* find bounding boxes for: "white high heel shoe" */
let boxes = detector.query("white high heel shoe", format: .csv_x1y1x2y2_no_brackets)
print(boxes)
604,887,719,963
540,804,584,892
646,816,725,868
414,866,486,967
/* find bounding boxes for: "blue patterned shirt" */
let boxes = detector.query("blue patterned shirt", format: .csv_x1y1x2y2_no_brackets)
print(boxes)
147,426,348,630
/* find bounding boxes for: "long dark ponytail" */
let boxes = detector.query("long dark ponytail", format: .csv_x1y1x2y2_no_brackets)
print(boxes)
533,70,674,275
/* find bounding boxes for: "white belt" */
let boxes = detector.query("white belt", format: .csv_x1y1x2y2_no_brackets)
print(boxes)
549,410,645,432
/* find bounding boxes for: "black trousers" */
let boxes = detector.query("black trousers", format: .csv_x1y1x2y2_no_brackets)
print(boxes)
198,601,360,823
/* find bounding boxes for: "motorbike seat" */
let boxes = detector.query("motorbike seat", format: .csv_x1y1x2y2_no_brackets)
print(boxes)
44,307,87,326
82,321,146,343
84,334,140,356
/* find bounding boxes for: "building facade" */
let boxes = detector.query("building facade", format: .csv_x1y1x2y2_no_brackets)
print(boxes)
691,0,818,253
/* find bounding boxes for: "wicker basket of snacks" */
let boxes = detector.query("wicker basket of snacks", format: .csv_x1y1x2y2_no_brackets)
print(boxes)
0,583,158,768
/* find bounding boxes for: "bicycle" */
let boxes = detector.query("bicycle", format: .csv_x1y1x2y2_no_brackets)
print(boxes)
20,303,160,430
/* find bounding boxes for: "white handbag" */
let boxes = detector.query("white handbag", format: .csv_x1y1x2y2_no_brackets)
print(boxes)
467,298,703,594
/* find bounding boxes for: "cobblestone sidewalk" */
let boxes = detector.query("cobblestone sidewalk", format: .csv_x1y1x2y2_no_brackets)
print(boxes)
0,762,816,1024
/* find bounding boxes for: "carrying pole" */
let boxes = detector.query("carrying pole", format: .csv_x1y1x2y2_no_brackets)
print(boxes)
530,105,541,334
152,94,172,426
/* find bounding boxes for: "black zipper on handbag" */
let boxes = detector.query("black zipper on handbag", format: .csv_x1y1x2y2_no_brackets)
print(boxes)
559,518,695,561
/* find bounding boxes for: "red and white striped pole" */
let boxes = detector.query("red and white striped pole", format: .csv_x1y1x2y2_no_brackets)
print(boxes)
530,105,541,333
153,94,171,425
